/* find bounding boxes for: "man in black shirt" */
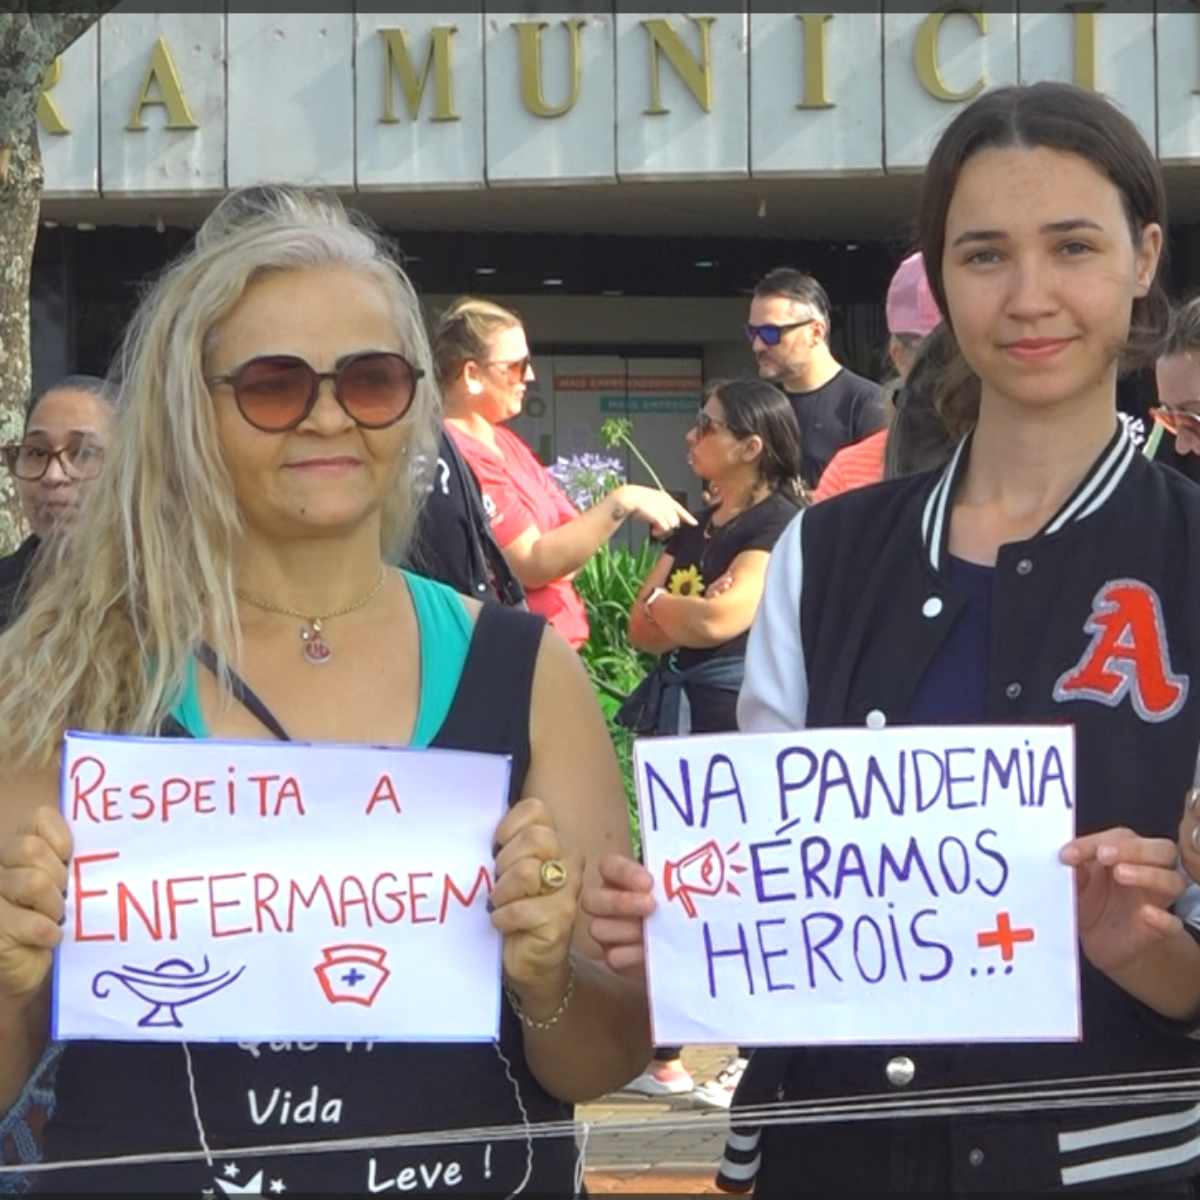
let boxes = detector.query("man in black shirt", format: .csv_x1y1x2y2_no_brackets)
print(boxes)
747,266,886,489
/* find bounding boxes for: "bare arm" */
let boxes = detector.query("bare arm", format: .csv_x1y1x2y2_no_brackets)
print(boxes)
627,553,677,656
502,486,693,591
498,630,651,1101
0,771,68,1111
642,549,772,649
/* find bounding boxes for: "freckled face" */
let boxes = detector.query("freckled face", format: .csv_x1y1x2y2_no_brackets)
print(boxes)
206,264,414,542
941,145,1161,415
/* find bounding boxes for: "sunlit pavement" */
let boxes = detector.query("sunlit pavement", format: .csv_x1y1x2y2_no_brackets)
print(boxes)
580,1046,731,1196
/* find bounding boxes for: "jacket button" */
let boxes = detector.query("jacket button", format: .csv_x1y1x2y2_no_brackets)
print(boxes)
1005,682,1022,700
866,709,887,729
922,596,943,619
968,1147,985,1167
1016,558,1033,575
885,1055,915,1087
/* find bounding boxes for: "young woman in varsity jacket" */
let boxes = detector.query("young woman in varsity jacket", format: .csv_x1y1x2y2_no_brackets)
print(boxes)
585,81,1200,1196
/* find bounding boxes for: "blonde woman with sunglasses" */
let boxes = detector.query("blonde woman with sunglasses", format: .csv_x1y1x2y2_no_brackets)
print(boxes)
434,298,693,648
0,187,649,1193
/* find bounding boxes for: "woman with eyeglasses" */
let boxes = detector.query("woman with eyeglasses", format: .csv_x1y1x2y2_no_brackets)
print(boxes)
0,375,116,629
618,377,804,1106
435,297,694,648
0,186,649,1193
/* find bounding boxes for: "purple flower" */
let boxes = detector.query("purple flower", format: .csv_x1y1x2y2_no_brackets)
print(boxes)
549,452,626,509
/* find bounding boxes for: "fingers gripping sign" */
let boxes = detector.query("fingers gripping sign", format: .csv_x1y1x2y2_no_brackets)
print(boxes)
1060,826,1186,974
0,806,73,1001
581,853,655,978
491,798,581,1021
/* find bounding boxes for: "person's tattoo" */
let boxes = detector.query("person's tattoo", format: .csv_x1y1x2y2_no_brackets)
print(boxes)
611,501,627,522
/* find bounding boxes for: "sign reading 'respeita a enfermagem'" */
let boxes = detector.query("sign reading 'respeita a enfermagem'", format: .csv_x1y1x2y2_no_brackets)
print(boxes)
55,732,508,1043
636,725,1081,1047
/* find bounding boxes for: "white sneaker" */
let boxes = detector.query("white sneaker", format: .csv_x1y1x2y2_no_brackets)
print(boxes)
692,1055,748,1110
622,1062,695,1096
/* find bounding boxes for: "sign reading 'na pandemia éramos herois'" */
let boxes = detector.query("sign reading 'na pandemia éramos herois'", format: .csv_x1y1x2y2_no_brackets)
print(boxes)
54,733,508,1043
636,725,1081,1047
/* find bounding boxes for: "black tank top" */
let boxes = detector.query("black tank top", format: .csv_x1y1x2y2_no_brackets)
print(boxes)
40,604,578,1196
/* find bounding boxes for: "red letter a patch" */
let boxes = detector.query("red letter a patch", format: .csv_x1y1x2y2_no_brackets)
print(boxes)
1053,579,1188,723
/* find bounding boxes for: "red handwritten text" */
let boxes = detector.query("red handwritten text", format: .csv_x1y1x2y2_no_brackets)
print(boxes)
71,852,494,943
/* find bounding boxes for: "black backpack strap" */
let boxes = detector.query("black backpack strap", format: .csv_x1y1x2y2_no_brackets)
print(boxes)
195,642,292,742
431,604,545,804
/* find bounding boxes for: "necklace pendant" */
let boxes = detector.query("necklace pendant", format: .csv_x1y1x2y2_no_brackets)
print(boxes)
300,619,332,665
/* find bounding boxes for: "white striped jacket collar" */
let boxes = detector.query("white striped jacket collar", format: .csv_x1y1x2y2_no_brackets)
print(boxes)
920,423,1137,572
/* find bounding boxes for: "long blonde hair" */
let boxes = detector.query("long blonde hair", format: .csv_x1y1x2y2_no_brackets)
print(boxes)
0,185,440,767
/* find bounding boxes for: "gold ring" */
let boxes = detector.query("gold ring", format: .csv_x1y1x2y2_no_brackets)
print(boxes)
539,859,567,893
1188,787,1200,815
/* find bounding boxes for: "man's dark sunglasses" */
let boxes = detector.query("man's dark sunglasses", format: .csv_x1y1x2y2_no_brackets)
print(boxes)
744,319,814,347
207,351,423,433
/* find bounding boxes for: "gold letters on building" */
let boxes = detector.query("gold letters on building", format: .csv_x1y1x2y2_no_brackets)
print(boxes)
30,12,1152,138
913,11,988,104
38,57,70,136
796,14,835,111
380,26,459,124
515,20,585,119
127,36,198,132
642,17,716,115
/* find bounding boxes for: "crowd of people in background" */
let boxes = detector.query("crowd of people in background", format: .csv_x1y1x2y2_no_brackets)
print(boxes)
5,78,1200,1195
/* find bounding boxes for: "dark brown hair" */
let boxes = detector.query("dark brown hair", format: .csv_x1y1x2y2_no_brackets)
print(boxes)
917,82,1169,372
753,267,832,336
704,377,807,505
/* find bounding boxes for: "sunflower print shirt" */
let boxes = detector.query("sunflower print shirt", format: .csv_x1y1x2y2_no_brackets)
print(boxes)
661,492,800,672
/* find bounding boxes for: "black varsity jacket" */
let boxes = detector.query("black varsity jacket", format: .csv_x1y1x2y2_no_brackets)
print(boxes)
721,426,1200,1194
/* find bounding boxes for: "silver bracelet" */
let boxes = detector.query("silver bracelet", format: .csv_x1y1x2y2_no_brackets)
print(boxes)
505,960,576,1031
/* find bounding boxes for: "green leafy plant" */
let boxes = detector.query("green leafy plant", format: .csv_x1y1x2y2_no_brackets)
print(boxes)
574,539,661,852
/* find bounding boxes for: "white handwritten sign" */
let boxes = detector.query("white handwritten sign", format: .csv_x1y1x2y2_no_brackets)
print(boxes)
54,732,509,1042
636,725,1081,1045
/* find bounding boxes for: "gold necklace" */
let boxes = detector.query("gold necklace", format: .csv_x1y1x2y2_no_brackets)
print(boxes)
235,567,387,665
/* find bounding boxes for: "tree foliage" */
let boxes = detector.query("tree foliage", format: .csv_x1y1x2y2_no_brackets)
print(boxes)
0,9,118,551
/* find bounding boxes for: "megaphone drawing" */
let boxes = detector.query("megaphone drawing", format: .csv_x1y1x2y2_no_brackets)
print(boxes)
663,839,727,919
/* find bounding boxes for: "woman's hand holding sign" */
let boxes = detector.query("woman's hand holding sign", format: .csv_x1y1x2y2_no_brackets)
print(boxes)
582,853,655,977
0,806,72,1001
491,797,582,1022
1062,826,1200,1021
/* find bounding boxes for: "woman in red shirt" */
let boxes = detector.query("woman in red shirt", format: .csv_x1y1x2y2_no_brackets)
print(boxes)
435,297,692,647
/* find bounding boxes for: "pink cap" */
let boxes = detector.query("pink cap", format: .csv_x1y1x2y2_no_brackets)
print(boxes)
886,252,941,338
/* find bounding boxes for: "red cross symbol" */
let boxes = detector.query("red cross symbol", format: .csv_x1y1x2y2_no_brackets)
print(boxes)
976,911,1035,961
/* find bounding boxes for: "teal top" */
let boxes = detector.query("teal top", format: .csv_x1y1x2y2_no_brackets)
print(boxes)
169,570,474,746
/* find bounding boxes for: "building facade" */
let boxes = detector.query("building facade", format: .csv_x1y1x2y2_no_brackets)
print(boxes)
31,7,1200,508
